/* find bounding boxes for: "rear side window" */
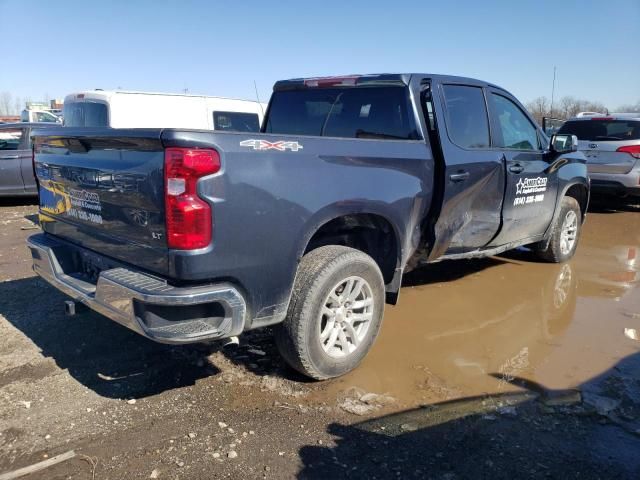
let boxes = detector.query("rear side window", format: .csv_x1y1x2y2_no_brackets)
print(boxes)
442,85,490,149
213,111,260,132
490,94,539,150
264,87,418,140
0,129,23,150
63,102,109,127
558,120,640,141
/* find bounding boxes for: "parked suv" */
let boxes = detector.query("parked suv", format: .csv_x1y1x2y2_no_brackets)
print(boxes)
557,114,640,198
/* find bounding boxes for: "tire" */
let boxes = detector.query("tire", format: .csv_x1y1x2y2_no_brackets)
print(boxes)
274,245,385,380
534,196,582,263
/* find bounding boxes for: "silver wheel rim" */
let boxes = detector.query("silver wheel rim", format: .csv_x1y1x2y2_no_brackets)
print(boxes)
318,276,374,359
559,210,578,255
553,264,572,308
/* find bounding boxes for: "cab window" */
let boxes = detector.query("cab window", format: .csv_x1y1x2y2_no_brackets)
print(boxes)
442,85,490,149
213,111,260,132
490,94,539,150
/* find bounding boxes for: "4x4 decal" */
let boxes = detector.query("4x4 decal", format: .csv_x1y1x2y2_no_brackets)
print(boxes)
240,139,303,152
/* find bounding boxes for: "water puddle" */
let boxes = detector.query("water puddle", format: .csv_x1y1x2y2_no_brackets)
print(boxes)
318,210,640,411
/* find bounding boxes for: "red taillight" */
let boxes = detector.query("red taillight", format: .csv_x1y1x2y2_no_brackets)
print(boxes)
164,147,220,250
616,145,640,159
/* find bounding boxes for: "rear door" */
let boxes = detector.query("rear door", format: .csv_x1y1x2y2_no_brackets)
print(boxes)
486,89,558,246
0,127,27,195
427,83,504,257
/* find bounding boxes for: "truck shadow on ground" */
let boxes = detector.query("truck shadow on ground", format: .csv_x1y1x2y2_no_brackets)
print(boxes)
297,352,640,479
0,276,222,399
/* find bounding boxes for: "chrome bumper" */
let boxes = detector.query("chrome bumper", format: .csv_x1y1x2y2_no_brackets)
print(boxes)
27,233,247,344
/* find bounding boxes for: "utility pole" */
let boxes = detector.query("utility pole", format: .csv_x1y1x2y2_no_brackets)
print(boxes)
550,66,557,116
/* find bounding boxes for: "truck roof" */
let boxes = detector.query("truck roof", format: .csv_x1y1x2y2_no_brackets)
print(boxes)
274,73,509,93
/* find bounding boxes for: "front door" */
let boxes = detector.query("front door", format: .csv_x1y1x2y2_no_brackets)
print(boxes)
0,128,27,195
486,90,559,246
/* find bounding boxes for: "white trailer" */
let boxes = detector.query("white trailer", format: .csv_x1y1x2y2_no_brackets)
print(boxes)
63,90,267,131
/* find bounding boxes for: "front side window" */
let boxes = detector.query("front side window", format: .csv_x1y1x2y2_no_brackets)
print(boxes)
0,129,23,151
213,111,260,132
442,85,490,149
490,94,539,150
63,102,109,127
265,86,418,140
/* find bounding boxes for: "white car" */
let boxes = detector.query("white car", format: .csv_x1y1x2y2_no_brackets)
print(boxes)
20,109,62,123
62,90,268,132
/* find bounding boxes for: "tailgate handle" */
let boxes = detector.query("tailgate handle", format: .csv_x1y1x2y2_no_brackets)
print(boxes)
509,164,525,174
449,171,470,182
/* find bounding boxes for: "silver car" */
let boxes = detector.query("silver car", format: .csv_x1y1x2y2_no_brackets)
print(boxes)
0,123,62,196
557,114,640,198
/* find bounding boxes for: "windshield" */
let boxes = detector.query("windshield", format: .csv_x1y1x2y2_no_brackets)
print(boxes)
558,120,640,141
63,101,109,127
264,86,418,140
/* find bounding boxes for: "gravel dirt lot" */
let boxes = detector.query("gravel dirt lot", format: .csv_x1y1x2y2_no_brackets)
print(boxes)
1,197,639,479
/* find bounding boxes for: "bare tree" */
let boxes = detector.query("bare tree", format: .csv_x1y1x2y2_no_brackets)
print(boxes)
13,96,22,115
526,95,608,121
525,96,550,124
614,101,640,113
0,91,12,116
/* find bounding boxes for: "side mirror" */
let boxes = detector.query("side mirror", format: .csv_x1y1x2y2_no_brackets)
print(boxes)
550,134,578,153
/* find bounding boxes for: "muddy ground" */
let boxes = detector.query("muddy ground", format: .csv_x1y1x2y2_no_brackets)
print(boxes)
1,197,639,479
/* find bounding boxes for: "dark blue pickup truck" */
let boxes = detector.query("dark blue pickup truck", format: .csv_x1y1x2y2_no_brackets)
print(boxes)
28,74,588,379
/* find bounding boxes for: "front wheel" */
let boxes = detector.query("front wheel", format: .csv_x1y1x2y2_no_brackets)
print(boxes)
534,196,582,263
274,246,385,380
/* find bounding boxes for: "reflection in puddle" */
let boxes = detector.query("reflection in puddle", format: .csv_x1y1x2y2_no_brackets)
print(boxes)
321,211,640,409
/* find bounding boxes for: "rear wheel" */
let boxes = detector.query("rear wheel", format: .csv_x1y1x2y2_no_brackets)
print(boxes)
534,196,582,263
274,246,385,380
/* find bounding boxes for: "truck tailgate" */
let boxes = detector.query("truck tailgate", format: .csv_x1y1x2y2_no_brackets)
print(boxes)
33,129,169,275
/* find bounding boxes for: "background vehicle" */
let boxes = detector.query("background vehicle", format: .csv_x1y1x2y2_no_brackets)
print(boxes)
63,90,268,131
28,73,588,380
20,109,62,123
0,122,62,196
558,114,640,198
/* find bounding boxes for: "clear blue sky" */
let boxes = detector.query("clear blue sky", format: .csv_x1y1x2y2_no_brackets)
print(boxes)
1,0,638,109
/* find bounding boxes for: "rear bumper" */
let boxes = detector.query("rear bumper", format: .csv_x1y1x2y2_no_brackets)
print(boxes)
589,167,640,197
27,233,247,344
590,180,640,197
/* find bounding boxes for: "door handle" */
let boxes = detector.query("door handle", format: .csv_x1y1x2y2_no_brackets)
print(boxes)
509,164,525,174
449,171,470,182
